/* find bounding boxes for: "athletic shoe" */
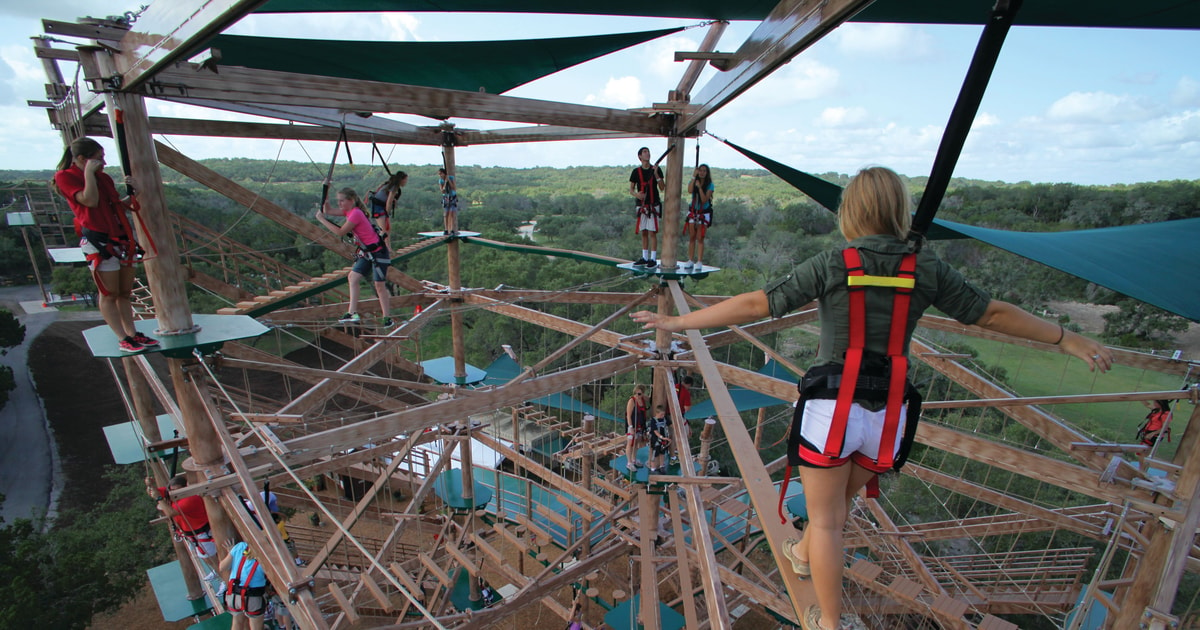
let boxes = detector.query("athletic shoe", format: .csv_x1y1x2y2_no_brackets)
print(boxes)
118,337,144,352
632,257,647,266
338,312,361,323
679,260,693,270
132,332,159,347
381,317,395,328
626,461,638,471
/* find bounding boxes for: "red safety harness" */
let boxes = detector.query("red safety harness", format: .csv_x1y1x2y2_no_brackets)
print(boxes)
634,167,661,223
686,187,712,226
776,247,921,523
226,550,261,612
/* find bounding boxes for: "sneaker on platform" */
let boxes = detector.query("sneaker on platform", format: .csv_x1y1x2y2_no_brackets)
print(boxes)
132,332,160,347
118,337,144,352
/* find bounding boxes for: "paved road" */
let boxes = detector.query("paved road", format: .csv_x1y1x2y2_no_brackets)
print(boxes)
0,285,65,525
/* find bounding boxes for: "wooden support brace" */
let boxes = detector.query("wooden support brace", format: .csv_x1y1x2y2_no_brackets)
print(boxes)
328,583,361,623
492,524,530,552
231,412,305,424
470,534,508,569
388,562,422,597
534,504,572,531
443,544,478,577
418,552,453,587
360,573,395,612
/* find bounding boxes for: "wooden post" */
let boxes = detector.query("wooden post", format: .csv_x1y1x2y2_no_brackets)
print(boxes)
443,125,467,383
660,133,683,270
697,417,717,475
89,47,241,569
460,425,480,603
511,407,522,478
753,407,767,450
581,414,596,557
638,488,661,630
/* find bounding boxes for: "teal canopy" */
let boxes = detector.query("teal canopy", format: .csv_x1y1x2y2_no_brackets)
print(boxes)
420,356,487,385
256,1,1200,29
685,360,799,420
482,355,617,420
723,140,1200,323
208,27,683,94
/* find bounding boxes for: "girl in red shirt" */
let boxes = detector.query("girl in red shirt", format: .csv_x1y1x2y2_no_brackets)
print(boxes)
54,137,156,352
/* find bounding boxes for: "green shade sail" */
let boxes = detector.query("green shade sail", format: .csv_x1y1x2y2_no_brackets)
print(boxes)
726,140,1200,323
256,0,1200,29
208,27,683,94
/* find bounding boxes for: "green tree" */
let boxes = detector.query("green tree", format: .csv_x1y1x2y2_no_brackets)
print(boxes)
1101,298,1189,348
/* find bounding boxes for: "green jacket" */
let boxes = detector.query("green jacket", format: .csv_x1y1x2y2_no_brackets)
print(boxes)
764,234,990,369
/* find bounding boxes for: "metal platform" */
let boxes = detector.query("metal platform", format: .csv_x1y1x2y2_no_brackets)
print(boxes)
83,314,269,359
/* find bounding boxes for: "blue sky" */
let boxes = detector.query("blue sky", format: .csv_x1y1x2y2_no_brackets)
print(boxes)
1,2,1197,185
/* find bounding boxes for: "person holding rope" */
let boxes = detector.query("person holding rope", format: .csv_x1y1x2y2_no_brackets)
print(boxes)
682,163,714,270
316,187,393,327
368,170,407,239
628,147,664,267
632,166,1114,630
1137,399,1173,447
438,167,458,235
624,385,650,471
146,475,219,583
54,137,158,352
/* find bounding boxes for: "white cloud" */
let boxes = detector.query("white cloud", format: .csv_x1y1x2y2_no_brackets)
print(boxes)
815,106,868,128
735,58,839,109
835,23,935,61
971,112,1000,130
1172,77,1200,107
646,35,699,80
1046,91,1158,124
382,13,421,41
584,76,645,109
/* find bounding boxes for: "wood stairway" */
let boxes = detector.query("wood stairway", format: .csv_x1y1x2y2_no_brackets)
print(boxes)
217,266,354,316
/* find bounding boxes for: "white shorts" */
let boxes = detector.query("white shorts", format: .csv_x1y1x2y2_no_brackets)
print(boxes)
636,213,659,233
81,239,122,272
799,398,907,470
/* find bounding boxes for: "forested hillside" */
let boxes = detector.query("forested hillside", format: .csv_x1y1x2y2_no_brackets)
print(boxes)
3,162,1197,354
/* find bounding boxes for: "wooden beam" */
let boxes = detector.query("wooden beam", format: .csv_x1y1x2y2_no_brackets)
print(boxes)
219,357,456,395
917,314,1194,377
281,355,640,463
682,0,872,131
152,64,668,135
464,293,639,353
923,389,1193,410
149,116,439,145
667,280,801,625
328,583,361,623
712,361,797,401
458,125,647,146
917,422,1153,507
280,301,445,417
676,21,730,96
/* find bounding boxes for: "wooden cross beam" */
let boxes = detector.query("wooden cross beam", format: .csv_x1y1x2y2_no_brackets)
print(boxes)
152,64,668,135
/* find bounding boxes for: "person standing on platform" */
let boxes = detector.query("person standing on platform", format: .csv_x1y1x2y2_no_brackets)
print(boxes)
673,375,694,462
316,187,393,327
628,147,664,267
438,167,458,235
624,385,650,470
1137,399,1173,446
54,137,159,353
631,166,1114,630
649,405,672,473
682,163,714,270
368,170,407,239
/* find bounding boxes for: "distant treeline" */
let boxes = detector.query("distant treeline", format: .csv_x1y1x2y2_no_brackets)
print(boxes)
2,162,1196,344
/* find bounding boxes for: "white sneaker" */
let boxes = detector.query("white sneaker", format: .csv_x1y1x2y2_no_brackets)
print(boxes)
626,461,638,471
203,571,216,582
680,260,693,270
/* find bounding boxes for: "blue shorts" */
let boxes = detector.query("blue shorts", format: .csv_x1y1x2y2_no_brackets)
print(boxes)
352,248,391,282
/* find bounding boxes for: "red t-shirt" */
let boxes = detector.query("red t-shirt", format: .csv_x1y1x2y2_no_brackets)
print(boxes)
157,486,210,532
676,383,692,411
54,165,129,238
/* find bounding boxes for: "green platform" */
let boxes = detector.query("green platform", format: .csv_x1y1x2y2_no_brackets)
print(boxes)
147,560,212,622
434,468,493,510
83,314,269,359
616,261,717,280
188,613,232,629
102,413,181,464
604,595,686,630
420,356,487,385
6,211,35,226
